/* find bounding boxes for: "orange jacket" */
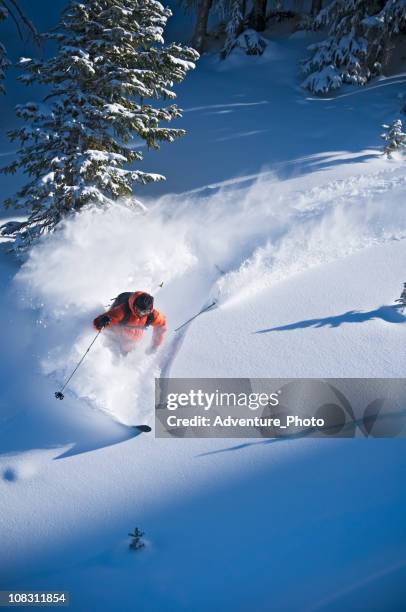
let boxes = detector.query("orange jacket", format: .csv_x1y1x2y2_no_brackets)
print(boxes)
94,291,166,347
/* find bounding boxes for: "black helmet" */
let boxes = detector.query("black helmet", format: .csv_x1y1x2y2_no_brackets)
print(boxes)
134,292,154,314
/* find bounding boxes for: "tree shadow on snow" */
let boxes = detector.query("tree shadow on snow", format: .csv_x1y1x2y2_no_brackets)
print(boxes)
295,151,379,176
255,305,406,334
197,407,406,457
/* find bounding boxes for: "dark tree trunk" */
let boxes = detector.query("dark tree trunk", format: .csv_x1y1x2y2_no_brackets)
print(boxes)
191,0,213,53
249,0,268,32
311,0,322,17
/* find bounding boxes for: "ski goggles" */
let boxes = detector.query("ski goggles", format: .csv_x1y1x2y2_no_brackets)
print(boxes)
136,308,152,316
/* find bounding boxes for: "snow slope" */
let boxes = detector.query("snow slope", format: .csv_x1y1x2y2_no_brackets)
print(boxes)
174,240,406,379
1,221,406,611
1,18,406,612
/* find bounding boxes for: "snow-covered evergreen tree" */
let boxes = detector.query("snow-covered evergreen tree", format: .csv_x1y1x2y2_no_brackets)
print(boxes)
1,0,198,247
128,527,145,550
396,282,406,310
381,119,406,158
234,29,267,55
302,0,406,94
221,0,243,57
221,0,267,58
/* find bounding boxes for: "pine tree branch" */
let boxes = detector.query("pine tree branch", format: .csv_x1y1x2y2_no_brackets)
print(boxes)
0,0,23,40
1,0,41,44
7,0,40,43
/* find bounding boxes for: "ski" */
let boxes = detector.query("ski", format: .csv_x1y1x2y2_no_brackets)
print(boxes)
134,424,152,433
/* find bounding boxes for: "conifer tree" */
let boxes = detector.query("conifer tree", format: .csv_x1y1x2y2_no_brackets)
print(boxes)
381,119,406,158
221,0,244,57
1,0,198,247
128,527,145,550
221,0,267,58
396,282,406,311
302,0,406,94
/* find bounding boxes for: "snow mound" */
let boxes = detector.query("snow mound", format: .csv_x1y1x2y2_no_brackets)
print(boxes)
233,30,268,56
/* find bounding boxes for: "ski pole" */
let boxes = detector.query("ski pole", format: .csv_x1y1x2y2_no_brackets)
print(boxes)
54,329,102,400
174,301,217,332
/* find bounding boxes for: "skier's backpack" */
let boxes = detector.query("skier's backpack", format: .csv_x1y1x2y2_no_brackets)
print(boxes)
111,292,155,327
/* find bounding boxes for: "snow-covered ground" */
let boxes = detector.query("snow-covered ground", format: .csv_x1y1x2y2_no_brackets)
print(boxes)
1,11,406,612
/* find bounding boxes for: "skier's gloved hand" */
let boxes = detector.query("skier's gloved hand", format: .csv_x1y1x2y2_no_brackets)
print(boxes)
95,314,111,330
145,345,157,355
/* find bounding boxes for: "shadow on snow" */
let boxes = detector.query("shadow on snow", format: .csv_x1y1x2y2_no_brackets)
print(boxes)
255,305,406,334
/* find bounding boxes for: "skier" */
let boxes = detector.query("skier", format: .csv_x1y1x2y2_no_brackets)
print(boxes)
93,291,166,355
